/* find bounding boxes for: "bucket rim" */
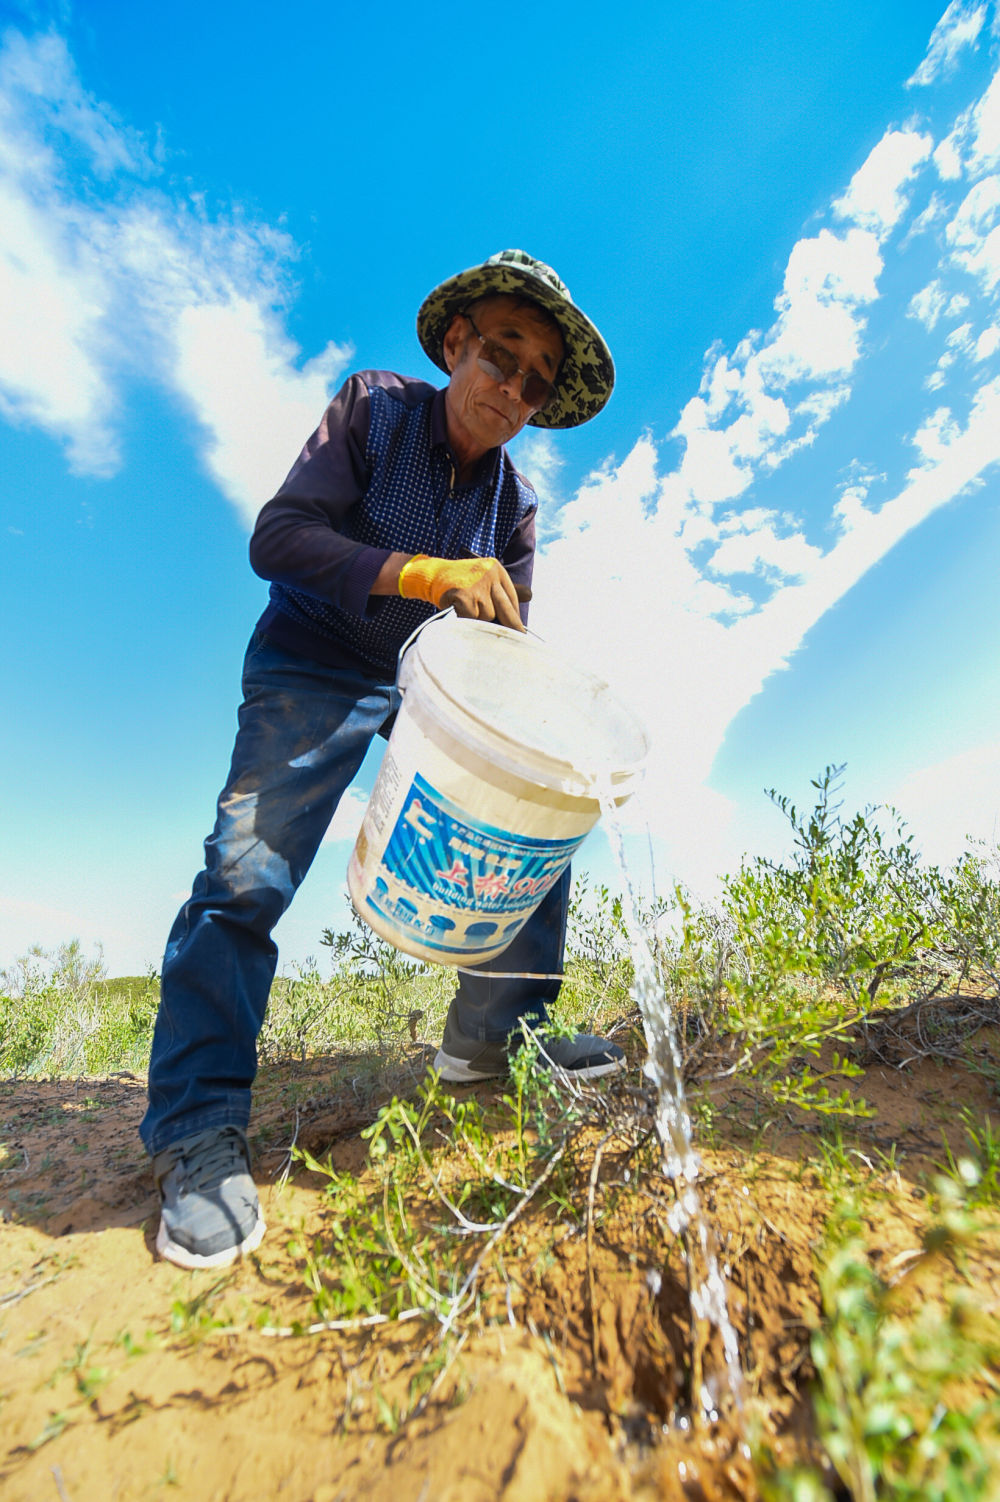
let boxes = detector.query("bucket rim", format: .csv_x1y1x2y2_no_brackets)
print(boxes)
401,617,649,797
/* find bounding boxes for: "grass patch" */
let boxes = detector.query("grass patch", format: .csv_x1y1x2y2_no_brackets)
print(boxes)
3,765,1000,1496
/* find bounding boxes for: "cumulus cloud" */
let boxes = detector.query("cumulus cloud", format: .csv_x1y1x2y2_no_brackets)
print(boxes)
832,473,879,535
322,786,370,846
531,41,1000,888
833,129,933,236
634,223,888,562
535,371,1000,806
756,228,884,385
975,323,1000,356
0,27,346,521
0,174,119,471
174,300,350,525
934,67,1000,180
908,277,949,328
907,1,987,88
508,428,566,541
707,521,822,581
890,740,1000,865
945,171,1000,290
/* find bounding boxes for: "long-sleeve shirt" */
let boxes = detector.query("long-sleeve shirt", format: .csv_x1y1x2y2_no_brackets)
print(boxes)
249,370,538,679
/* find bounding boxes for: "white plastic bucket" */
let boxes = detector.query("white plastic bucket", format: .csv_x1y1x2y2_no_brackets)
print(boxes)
347,615,648,965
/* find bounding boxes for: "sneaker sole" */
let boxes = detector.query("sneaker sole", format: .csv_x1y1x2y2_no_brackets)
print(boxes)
433,1048,504,1083
433,1048,625,1085
542,1055,626,1082
155,1211,267,1271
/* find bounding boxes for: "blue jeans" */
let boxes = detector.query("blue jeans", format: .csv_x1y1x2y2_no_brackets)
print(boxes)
141,631,568,1155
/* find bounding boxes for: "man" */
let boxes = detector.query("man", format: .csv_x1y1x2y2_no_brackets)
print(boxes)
141,250,619,1270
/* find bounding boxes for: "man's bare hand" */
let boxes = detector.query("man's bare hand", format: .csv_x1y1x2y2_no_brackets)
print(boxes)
397,555,526,632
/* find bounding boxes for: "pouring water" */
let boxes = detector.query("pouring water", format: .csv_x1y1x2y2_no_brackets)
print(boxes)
595,778,744,1419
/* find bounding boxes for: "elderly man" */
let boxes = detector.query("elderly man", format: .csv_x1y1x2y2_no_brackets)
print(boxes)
141,250,619,1269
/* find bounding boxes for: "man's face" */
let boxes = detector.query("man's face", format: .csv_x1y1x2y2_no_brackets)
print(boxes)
442,295,564,460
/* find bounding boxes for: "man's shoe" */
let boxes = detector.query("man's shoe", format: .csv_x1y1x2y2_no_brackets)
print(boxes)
433,1007,625,1084
152,1126,265,1270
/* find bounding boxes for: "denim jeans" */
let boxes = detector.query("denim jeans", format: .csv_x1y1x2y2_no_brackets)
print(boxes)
140,631,568,1155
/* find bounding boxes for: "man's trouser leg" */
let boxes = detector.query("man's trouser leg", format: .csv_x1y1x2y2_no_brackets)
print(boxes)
449,867,571,1040
141,633,398,1155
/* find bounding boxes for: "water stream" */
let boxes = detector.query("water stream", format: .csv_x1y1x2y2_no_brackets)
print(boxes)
596,784,745,1420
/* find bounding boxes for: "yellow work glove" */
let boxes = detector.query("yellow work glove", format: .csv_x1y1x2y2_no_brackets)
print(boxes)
397,555,525,631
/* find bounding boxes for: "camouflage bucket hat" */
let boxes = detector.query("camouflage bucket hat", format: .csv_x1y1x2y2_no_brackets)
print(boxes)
416,249,615,429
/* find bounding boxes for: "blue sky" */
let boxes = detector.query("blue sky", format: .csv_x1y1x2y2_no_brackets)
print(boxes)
2,1,999,977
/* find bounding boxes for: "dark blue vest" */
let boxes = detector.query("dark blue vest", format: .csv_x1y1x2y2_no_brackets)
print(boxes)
270,383,536,678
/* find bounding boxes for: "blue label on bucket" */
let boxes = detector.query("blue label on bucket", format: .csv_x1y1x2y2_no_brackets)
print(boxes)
364,771,586,955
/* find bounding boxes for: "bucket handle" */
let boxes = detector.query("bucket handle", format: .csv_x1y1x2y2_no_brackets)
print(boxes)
395,608,545,688
395,607,455,687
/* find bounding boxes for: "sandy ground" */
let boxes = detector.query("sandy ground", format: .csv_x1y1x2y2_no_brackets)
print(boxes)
1,1005,998,1502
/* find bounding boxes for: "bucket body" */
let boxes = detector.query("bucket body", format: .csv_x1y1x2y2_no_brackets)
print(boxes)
347,616,647,965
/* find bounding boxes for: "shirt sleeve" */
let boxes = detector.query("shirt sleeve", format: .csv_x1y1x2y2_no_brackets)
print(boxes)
248,373,394,618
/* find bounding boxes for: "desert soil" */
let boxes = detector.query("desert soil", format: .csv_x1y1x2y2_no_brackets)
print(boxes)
1,1004,998,1502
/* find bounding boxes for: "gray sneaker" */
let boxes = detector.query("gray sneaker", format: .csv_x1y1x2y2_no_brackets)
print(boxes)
152,1126,266,1270
433,1006,625,1084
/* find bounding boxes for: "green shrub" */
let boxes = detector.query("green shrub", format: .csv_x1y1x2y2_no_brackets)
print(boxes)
666,766,999,1115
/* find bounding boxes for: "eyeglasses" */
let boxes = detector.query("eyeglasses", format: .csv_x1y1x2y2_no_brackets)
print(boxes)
463,312,556,412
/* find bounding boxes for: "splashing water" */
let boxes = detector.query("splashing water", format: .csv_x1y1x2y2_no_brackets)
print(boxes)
596,781,744,1417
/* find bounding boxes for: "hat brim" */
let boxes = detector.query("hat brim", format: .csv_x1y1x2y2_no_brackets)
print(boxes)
416,261,614,429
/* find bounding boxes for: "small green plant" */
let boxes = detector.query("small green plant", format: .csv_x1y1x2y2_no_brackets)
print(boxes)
258,959,350,1062
0,946,159,1075
169,1277,235,1341
320,912,438,1034
806,1190,1000,1501
564,877,633,1021
668,766,997,1117
286,1052,591,1333
44,1334,111,1403
932,842,1000,990
942,1109,1000,1209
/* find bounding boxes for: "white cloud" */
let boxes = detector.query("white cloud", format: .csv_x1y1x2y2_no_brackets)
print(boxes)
908,278,948,328
907,1,987,88
890,740,1000,866
707,519,821,581
674,397,755,506
0,28,343,522
647,226,885,535
904,191,951,241
968,65,1000,172
532,360,1000,889
832,480,876,535
934,67,1000,182
173,299,351,525
0,29,155,180
509,428,564,495
934,131,966,180
975,323,1000,357
755,228,884,386
833,129,933,237
0,178,118,471
926,319,976,387
322,786,370,846
946,172,1000,290
529,53,1000,887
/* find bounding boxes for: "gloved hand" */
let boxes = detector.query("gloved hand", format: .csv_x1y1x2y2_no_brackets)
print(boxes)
397,555,526,631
